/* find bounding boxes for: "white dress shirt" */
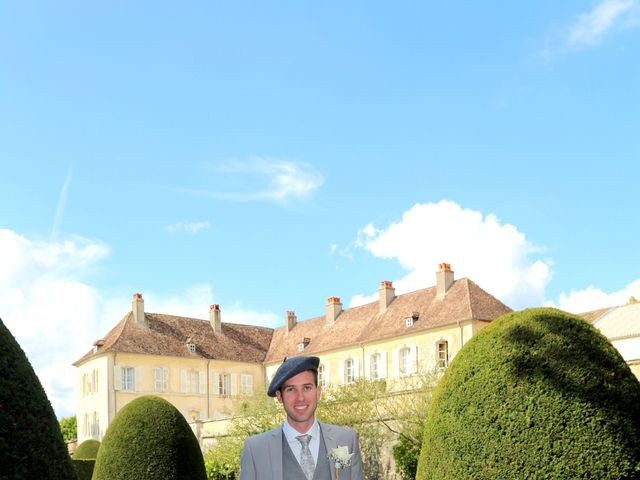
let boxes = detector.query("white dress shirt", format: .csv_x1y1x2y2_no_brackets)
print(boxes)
282,418,321,467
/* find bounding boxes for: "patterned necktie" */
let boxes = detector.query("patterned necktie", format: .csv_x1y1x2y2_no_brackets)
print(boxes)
296,434,315,480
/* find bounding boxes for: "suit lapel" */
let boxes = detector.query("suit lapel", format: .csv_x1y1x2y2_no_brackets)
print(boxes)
319,423,337,480
268,426,284,480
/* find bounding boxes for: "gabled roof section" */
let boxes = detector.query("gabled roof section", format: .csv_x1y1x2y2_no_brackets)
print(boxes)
592,303,640,340
264,278,511,363
73,312,274,366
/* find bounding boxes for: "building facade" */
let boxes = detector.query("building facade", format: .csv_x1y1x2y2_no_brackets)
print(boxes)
74,264,512,444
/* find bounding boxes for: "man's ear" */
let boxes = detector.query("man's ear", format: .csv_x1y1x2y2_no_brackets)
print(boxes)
275,390,283,404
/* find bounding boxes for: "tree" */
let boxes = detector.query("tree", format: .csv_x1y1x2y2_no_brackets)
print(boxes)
417,308,640,480
93,395,207,480
0,316,76,479
59,416,77,443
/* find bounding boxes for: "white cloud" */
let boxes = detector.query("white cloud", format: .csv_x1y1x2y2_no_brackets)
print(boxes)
547,279,640,313
348,201,553,310
568,0,638,47
185,157,324,203
166,221,211,234
0,228,279,419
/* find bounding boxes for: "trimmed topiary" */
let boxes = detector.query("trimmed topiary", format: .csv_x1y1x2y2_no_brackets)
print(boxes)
72,439,100,459
417,307,640,480
92,395,207,480
0,317,76,479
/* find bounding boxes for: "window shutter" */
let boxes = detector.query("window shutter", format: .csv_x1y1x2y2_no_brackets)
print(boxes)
411,345,418,374
114,366,122,391
212,372,220,395
353,356,360,380
392,348,400,378
134,368,141,391
338,360,344,385
163,367,169,391
199,371,206,394
364,354,371,380
180,369,187,393
324,362,331,387
231,373,238,396
380,351,388,378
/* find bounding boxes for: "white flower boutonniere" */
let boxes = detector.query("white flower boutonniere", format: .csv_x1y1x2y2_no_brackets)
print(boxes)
328,446,354,479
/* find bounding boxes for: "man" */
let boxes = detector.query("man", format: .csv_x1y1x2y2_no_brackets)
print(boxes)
240,356,363,480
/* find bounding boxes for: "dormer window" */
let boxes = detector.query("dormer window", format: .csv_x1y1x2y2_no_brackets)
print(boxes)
405,317,414,327
186,339,196,353
298,343,305,351
298,337,311,351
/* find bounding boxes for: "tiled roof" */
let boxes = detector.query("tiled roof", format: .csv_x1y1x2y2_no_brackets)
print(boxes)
592,303,640,340
579,307,613,323
73,312,274,366
264,278,511,364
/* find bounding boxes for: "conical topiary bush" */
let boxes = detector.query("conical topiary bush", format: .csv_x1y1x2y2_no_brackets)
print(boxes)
92,395,207,480
0,317,76,479
417,307,640,480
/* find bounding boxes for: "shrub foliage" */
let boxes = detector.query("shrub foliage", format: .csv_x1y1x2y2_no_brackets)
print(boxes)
417,308,640,480
93,395,207,480
0,317,76,479
72,439,100,459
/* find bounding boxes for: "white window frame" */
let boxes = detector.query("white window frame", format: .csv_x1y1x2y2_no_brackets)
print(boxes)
370,353,382,380
122,367,135,391
344,358,355,384
318,363,326,387
240,374,253,396
437,340,449,369
154,367,169,392
219,373,231,396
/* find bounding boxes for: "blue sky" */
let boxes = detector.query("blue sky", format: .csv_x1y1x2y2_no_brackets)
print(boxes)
1,1,639,417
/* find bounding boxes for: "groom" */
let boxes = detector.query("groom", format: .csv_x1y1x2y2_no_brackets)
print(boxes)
240,356,363,480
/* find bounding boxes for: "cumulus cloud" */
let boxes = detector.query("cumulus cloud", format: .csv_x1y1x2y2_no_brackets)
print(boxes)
184,157,324,203
548,278,640,313
0,228,279,418
348,201,553,310
568,0,638,47
165,221,211,234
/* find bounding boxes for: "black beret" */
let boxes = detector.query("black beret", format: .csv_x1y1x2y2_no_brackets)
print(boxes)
267,356,320,397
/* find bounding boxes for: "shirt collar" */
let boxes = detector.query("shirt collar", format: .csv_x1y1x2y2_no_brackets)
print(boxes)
282,418,319,442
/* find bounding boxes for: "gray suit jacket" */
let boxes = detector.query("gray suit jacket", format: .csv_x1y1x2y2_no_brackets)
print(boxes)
240,422,363,480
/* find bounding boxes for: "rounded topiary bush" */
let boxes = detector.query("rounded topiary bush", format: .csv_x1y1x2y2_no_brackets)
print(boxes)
0,317,76,479
92,395,207,480
72,438,100,459
417,307,640,480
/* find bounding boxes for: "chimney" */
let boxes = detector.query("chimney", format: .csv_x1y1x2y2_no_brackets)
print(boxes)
132,293,146,326
379,280,395,313
325,296,342,325
210,304,222,333
285,310,297,335
436,263,455,298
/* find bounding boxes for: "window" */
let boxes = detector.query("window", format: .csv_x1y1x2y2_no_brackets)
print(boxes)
318,364,326,387
186,343,196,353
344,358,355,384
122,367,135,391
399,347,411,376
219,373,231,396
405,317,414,327
187,370,199,394
370,353,382,380
437,341,449,368
92,369,99,393
154,367,169,392
240,374,253,396
297,343,305,352
92,411,100,438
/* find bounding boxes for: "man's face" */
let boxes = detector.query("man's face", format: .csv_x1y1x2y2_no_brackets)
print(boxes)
275,370,322,433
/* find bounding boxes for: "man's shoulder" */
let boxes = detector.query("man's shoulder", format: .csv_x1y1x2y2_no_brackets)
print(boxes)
319,422,356,438
244,425,282,446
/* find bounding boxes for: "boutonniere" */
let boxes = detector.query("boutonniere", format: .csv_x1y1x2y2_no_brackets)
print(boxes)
328,446,354,479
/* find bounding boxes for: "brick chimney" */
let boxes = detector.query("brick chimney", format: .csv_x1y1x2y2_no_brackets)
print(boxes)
285,310,297,335
379,280,395,313
132,293,146,326
436,263,455,298
325,296,342,325
210,304,222,333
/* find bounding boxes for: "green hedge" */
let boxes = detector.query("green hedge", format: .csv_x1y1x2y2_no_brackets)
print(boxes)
92,395,207,480
72,439,100,459
417,308,640,480
0,317,76,479
72,459,95,480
